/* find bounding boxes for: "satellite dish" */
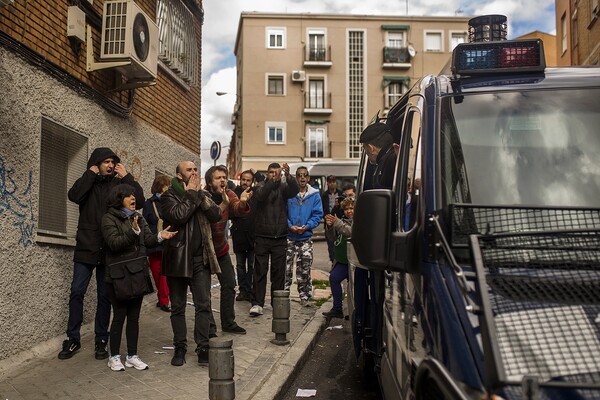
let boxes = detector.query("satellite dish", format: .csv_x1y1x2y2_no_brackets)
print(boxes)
407,45,416,58
133,13,150,62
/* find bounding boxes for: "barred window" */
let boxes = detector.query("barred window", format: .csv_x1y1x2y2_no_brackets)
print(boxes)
38,118,88,243
157,0,199,85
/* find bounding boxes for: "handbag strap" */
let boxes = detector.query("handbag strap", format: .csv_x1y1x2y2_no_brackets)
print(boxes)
151,201,164,232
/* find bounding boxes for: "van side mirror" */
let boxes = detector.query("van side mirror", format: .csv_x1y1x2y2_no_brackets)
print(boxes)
352,189,419,273
352,190,394,268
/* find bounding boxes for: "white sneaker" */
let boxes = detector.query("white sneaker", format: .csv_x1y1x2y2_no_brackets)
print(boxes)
249,305,263,317
108,355,125,371
125,354,149,370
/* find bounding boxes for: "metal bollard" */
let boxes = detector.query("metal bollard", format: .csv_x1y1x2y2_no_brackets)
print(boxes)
271,290,291,345
209,338,235,400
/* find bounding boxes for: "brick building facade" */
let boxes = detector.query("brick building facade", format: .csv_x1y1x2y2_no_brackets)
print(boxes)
0,0,203,364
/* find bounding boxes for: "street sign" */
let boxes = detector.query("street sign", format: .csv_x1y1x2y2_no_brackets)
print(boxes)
210,141,221,161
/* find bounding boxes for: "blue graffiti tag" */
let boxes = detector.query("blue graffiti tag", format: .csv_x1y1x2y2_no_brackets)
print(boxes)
0,157,35,247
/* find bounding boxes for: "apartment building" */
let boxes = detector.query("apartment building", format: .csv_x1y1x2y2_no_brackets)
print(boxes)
0,0,202,362
226,12,471,175
556,0,600,65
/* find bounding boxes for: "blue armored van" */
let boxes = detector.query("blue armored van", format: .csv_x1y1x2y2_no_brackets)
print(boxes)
350,15,600,400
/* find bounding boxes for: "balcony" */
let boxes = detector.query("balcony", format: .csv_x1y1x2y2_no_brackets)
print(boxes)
303,46,332,68
304,92,332,115
383,47,412,69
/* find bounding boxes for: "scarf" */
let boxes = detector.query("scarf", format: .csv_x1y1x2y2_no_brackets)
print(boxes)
171,177,185,196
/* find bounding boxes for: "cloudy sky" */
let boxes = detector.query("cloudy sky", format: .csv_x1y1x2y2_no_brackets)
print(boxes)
199,0,556,173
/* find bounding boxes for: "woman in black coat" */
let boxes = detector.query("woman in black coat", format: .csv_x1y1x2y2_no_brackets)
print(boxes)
101,184,176,372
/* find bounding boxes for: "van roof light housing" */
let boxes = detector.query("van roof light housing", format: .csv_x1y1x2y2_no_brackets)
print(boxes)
468,14,507,43
452,39,546,76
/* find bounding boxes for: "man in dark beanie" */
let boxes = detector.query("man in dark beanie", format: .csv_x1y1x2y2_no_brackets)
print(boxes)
359,122,397,190
59,147,144,361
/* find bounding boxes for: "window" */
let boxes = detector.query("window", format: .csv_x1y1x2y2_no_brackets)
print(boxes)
384,80,408,108
267,27,286,49
424,31,443,52
38,118,88,242
156,0,199,85
307,126,326,158
348,30,365,159
572,12,578,48
308,29,326,61
561,13,568,54
449,31,467,50
307,78,325,108
387,31,405,48
267,74,285,95
266,122,286,144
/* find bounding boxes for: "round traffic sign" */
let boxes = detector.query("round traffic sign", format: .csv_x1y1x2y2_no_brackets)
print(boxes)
210,141,222,161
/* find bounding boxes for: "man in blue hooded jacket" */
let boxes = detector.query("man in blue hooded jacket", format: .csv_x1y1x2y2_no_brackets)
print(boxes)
285,166,323,306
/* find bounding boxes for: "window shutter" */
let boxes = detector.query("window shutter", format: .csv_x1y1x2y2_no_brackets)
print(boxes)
39,119,87,239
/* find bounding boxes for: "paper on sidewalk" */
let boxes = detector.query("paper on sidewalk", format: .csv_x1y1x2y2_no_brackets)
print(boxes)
296,388,317,397
325,325,343,330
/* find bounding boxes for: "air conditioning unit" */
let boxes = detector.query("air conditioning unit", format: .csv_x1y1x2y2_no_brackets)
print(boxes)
292,70,306,82
100,0,158,81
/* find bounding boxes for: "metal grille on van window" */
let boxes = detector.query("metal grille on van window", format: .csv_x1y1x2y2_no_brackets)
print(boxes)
104,1,128,56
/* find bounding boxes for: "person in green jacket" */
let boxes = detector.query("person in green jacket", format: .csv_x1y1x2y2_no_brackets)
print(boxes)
322,196,354,319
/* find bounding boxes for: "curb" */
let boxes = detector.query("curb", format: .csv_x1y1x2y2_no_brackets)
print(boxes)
247,299,333,400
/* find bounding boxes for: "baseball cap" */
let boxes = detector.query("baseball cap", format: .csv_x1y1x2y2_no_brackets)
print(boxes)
327,175,336,182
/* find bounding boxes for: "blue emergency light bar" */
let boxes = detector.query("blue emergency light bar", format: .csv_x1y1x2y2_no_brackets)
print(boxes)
452,39,546,76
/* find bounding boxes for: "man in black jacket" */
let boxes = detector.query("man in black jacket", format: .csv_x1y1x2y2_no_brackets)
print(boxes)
59,147,144,361
360,122,397,190
231,170,257,302
249,163,299,317
160,161,221,366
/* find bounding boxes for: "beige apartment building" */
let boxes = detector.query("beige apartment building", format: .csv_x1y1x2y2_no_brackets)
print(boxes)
226,12,471,175
556,0,600,65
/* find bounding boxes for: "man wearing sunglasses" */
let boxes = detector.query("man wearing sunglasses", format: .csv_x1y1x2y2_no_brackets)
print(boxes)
285,167,323,307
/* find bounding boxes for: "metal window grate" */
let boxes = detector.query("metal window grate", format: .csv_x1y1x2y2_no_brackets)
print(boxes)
450,204,600,246
156,0,198,85
471,229,600,393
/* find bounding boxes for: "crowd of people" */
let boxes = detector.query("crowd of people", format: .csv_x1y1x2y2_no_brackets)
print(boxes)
55,121,395,371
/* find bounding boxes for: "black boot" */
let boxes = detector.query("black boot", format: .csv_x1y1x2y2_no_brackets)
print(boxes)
197,347,209,365
171,346,186,366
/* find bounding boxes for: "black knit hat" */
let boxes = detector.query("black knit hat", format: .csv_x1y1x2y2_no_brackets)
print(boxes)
359,122,391,144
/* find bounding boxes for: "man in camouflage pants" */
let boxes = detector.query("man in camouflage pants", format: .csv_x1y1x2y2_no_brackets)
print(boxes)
285,166,324,306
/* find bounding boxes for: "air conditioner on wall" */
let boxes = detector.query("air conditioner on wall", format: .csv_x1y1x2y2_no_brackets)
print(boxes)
100,0,158,81
292,70,306,82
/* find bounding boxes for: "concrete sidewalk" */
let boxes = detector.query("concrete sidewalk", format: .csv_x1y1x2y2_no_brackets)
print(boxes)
0,266,332,400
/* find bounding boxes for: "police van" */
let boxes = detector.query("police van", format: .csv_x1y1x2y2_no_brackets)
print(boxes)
349,15,600,400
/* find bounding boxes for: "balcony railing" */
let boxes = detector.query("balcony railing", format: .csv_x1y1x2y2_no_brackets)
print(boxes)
383,47,412,68
304,92,332,114
303,46,332,67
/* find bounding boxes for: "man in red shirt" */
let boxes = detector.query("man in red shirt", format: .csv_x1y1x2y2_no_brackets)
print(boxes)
205,165,252,334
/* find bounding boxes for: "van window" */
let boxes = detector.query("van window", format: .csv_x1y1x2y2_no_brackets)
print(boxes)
440,89,600,207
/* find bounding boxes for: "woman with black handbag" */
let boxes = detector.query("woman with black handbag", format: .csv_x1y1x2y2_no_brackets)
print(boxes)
101,184,177,372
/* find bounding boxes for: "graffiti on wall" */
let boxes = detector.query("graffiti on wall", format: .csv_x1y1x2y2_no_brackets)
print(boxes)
114,149,143,181
0,156,35,247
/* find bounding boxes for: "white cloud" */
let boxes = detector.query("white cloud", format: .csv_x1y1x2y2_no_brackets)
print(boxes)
200,0,556,175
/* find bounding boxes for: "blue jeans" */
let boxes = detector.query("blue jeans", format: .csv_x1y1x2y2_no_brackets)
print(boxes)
66,262,110,343
235,250,254,294
329,262,349,311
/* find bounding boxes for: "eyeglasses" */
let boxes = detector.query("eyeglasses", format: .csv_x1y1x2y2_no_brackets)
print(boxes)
296,173,309,178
